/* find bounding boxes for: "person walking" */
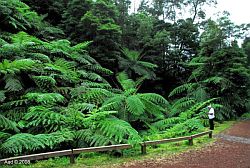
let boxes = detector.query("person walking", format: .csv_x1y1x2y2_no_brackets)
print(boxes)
207,105,215,130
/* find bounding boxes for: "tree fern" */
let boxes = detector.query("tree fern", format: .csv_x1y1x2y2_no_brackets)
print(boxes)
24,93,64,105
101,73,169,123
0,59,36,74
2,107,27,123
0,114,19,132
81,81,112,89
81,88,113,105
67,103,96,113
168,83,198,97
126,95,145,116
32,76,56,90
118,48,157,79
1,133,46,154
163,118,205,138
190,86,208,102
85,130,113,146
151,117,181,131
0,90,6,102
45,59,79,83
0,99,29,110
4,74,23,92
98,118,142,145
72,41,92,51
172,97,196,111
117,72,135,91
202,76,234,91
0,132,11,144
138,93,170,106
102,95,125,111
11,31,43,44
27,53,51,63
0,8,122,157
139,97,166,119
24,106,67,132
79,71,106,82
86,64,113,75
0,131,73,155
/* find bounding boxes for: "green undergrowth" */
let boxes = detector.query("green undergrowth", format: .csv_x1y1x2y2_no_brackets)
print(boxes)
240,112,250,120
1,121,235,168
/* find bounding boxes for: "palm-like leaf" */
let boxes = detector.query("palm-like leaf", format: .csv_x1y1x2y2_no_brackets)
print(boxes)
126,95,145,116
0,59,35,74
0,114,19,132
118,48,157,79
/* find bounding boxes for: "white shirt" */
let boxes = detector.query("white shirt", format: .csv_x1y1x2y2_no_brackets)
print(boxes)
208,108,215,119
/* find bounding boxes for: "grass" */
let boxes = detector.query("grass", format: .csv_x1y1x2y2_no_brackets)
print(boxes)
1,120,236,168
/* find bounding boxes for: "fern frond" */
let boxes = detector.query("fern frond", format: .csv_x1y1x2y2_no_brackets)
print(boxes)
86,64,113,75
102,95,125,111
0,114,19,132
1,131,73,154
117,72,135,91
24,106,66,132
2,107,27,122
74,129,93,142
151,117,180,131
0,132,11,143
0,38,8,47
79,71,105,82
0,90,6,102
187,56,206,67
89,133,113,146
68,103,96,113
84,111,117,125
45,59,79,82
138,61,158,69
55,87,72,96
24,93,64,105
139,97,165,118
190,86,208,102
172,97,196,110
168,83,198,97
4,74,23,92
72,41,92,51
126,95,145,116
202,76,233,91
27,53,51,63
138,93,169,106
0,133,46,154
0,59,35,74
38,131,74,149
32,76,56,90
0,99,29,110
81,81,112,89
82,88,113,104
11,31,43,44
98,118,142,145
163,118,205,138
180,98,218,119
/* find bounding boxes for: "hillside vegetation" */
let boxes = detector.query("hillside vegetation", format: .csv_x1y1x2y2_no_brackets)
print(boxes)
0,0,249,159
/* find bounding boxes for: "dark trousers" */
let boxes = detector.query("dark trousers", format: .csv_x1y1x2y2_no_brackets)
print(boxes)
209,119,214,130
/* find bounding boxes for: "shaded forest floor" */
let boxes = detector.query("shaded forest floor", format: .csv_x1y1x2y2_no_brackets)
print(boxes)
120,120,250,168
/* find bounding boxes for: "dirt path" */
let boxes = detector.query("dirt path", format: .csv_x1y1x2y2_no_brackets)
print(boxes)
121,120,250,168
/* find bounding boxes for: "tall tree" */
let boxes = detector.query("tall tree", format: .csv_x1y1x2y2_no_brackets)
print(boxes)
78,0,122,70
242,37,250,66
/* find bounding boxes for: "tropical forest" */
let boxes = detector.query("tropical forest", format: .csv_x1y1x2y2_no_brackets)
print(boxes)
0,0,250,167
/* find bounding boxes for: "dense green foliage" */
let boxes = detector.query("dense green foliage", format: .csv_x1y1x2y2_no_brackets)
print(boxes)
0,0,249,159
